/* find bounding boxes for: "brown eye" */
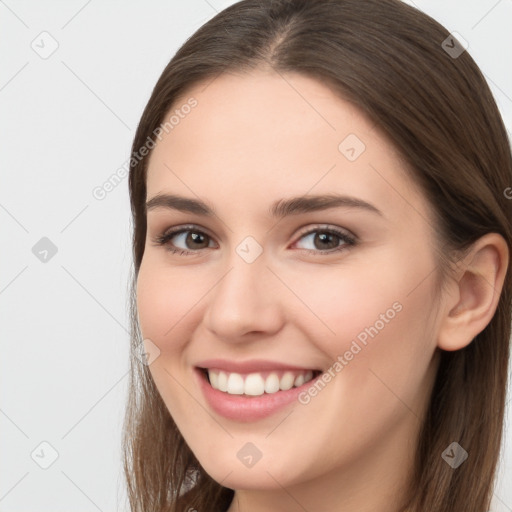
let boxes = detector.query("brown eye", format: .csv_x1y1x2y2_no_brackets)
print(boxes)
153,226,216,255
293,226,356,255
182,231,210,249
313,232,341,250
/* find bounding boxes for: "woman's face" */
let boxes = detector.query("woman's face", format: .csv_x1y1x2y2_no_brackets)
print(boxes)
136,70,444,500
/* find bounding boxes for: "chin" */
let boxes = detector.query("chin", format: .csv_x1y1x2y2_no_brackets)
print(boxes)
199,451,306,492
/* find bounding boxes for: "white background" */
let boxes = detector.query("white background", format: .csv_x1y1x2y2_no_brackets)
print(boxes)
0,1,511,511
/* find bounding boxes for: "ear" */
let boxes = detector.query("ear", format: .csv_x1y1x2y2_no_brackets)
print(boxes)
437,233,509,351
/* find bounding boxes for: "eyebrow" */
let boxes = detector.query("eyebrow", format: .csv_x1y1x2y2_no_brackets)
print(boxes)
146,193,383,218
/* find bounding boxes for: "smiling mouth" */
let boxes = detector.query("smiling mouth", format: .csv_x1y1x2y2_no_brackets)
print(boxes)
198,367,323,397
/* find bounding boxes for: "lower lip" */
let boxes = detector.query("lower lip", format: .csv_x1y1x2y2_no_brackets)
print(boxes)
194,367,322,422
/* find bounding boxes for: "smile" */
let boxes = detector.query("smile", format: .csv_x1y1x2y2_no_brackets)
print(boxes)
203,368,320,396
194,367,324,422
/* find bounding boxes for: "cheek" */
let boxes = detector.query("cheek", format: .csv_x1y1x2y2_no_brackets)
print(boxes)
288,250,436,379
136,258,201,345
287,259,403,347
135,260,201,416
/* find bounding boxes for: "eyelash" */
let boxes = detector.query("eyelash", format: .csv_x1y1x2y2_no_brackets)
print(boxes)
151,224,357,256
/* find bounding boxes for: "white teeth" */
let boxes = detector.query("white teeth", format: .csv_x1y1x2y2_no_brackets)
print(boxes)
264,373,280,394
280,372,295,390
206,369,318,395
244,373,265,396
294,374,305,387
217,371,228,392
226,373,244,394
209,370,219,389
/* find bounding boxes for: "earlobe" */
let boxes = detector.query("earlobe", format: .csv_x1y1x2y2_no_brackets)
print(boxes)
437,233,509,352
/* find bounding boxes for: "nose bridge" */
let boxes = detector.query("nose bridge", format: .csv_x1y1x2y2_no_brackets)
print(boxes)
203,236,283,338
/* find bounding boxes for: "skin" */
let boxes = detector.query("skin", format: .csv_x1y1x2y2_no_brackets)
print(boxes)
136,68,509,512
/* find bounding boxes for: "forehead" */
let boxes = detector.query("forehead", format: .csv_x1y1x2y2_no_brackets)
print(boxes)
145,70,430,226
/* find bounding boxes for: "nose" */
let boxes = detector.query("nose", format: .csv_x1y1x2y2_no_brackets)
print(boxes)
202,249,285,341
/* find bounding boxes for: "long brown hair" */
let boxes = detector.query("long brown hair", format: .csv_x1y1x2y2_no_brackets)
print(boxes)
122,1,512,510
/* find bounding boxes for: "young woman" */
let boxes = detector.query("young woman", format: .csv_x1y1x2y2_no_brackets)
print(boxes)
122,1,512,511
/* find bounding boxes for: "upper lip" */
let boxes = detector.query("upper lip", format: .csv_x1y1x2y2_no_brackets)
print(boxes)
195,358,320,374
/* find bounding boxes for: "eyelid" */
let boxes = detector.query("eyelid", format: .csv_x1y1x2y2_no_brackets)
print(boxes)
293,223,355,242
156,223,217,243
156,222,355,241
152,223,218,250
